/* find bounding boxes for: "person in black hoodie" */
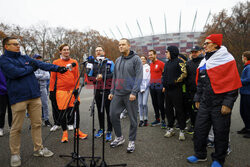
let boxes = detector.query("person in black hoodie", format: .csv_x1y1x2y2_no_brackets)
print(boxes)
162,46,187,141
185,46,204,134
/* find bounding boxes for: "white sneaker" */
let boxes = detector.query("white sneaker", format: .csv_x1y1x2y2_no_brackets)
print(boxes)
179,130,185,141
120,110,127,119
10,155,21,167
33,147,54,157
127,141,135,153
164,128,175,138
110,136,125,148
0,128,3,137
67,125,74,131
50,125,60,132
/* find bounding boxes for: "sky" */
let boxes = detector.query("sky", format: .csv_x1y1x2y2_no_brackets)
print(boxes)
0,0,245,39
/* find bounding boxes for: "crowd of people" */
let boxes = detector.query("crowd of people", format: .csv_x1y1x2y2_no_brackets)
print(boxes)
0,35,249,167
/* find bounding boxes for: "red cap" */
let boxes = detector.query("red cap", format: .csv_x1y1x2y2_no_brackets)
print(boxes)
206,34,223,46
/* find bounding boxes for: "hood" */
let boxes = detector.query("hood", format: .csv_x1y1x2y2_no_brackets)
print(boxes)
122,50,136,59
167,46,179,59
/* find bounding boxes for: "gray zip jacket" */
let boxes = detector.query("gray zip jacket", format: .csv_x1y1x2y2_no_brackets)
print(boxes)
110,51,143,96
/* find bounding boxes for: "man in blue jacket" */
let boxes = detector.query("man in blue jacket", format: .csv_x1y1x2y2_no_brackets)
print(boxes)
0,37,67,167
238,51,250,138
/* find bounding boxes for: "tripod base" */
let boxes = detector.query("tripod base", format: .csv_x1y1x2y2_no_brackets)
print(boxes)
98,160,127,167
60,152,100,167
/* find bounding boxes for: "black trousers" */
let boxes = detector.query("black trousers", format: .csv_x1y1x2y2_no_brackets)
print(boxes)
240,94,250,129
165,86,186,130
0,94,12,128
95,90,112,132
150,84,165,121
50,94,61,126
60,106,79,131
194,104,231,165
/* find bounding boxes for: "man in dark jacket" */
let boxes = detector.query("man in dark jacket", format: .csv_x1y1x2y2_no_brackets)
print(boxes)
185,46,204,134
88,46,114,141
108,38,143,153
162,46,187,141
0,37,67,167
187,34,242,167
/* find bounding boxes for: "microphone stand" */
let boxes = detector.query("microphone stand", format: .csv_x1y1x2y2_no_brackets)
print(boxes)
59,62,100,167
89,60,103,167
98,60,127,167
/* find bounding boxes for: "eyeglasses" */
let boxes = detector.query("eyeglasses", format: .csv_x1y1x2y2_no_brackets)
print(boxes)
203,42,212,46
95,50,103,52
7,43,20,46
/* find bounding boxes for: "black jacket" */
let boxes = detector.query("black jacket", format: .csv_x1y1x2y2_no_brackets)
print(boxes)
162,56,187,89
185,54,204,94
193,52,238,109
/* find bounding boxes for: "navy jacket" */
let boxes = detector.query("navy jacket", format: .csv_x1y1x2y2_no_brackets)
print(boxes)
240,62,250,95
0,50,59,105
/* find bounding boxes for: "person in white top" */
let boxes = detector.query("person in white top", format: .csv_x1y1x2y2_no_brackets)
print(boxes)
138,56,151,126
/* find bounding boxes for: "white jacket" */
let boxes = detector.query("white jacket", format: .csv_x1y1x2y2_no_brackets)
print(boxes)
140,64,151,92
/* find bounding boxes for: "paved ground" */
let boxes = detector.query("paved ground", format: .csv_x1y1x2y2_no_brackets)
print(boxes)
0,86,250,167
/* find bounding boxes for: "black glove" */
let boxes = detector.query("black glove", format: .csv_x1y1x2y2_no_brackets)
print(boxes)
73,89,79,97
57,66,67,74
49,91,56,100
29,61,38,71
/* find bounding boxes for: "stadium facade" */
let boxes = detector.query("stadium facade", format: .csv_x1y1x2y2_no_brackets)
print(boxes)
130,32,203,59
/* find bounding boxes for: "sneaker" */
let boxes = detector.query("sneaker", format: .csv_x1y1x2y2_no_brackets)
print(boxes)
207,140,214,148
139,121,144,127
95,129,103,138
10,155,21,167
179,130,185,141
120,110,127,119
61,131,68,143
110,136,125,148
33,147,54,157
151,119,160,126
164,128,175,138
187,126,194,135
243,132,250,138
227,145,232,155
237,127,248,134
77,130,88,139
50,125,60,132
127,141,135,153
161,120,167,129
0,128,3,137
67,125,74,131
106,131,112,142
211,160,222,167
44,120,52,127
143,120,148,126
187,155,207,163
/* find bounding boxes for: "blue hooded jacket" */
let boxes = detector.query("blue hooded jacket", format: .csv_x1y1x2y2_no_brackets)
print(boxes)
0,50,59,105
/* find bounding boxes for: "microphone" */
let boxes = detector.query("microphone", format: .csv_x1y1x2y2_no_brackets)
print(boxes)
86,62,94,76
96,55,105,63
66,62,76,71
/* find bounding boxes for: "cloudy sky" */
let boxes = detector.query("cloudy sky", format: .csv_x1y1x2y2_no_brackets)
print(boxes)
0,0,244,39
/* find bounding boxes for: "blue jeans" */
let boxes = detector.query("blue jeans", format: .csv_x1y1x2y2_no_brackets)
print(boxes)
138,87,150,121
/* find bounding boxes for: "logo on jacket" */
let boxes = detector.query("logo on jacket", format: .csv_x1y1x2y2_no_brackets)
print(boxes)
155,65,158,69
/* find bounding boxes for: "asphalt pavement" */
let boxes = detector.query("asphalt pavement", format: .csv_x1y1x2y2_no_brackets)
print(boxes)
0,86,250,167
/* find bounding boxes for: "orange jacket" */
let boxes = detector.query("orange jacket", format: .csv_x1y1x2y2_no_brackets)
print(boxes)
49,58,79,91
49,58,80,110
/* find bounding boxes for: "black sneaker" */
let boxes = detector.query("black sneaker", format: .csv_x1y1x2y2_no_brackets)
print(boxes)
237,127,248,134
44,120,52,127
207,140,214,148
243,132,250,138
139,121,144,127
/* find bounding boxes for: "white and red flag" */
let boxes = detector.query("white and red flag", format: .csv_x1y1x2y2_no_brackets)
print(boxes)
196,46,242,94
